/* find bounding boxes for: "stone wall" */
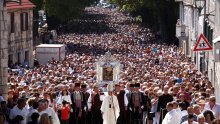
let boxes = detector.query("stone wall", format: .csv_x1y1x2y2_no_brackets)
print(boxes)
214,0,220,38
0,0,9,99
214,62,220,103
213,0,220,103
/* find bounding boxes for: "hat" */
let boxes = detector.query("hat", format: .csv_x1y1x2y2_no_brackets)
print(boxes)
135,83,140,88
81,84,87,88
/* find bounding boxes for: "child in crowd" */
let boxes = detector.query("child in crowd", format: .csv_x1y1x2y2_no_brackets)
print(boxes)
61,101,70,124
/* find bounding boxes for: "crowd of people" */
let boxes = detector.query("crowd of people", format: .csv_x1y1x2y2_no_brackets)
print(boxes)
0,6,220,124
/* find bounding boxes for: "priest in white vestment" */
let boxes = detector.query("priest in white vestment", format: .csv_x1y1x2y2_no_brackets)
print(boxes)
101,83,120,124
162,102,180,124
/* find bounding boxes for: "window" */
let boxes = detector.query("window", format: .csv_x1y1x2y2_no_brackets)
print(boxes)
10,13,15,33
25,50,29,62
8,54,13,67
9,54,13,62
17,52,21,64
20,12,28,31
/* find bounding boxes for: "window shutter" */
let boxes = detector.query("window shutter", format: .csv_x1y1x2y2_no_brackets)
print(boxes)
10,13,15,33
25,13,28,30
20,13,23,31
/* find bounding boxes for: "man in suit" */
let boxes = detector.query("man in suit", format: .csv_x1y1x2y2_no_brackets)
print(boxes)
115,84,128,124
81,83,90,124
157,85,173,124
71,83,84,124
126,83,134,124
91,85,103,124
131,83,144,124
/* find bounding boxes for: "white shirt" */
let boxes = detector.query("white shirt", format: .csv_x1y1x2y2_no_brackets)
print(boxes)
181,110,188,117
27,108,38,123
162,109,181,124
204,103,220,119
174,108,182,123
87,89,93,94
57,95,72,105
9,105,29,124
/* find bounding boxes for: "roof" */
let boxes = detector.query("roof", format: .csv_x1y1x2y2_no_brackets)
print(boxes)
6,0,35,10
36,44,65,48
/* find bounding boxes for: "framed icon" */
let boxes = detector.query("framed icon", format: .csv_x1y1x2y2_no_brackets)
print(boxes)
96,52,121,86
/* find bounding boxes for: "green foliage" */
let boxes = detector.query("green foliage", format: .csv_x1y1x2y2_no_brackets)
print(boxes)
45,0,84,22
135,15,142,23
30,0,44,10
111,0,144,12
30,0,97,23
112,0,179,44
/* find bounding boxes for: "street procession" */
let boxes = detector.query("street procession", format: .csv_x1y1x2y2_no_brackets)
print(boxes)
1,0,220,124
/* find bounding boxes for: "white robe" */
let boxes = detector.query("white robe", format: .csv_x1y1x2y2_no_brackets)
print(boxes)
101,95,120,124
162,109,180,124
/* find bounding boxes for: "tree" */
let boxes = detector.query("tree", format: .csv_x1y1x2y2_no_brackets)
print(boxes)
111,0,179,44
30,0,44,42
30,0,98,30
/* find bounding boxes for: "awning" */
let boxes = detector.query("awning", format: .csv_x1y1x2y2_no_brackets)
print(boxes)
213,36,220,44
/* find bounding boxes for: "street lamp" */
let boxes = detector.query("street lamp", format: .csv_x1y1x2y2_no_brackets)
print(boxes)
195,0,205,15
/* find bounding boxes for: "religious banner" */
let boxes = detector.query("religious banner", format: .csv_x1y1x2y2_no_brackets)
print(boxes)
96,52,121,86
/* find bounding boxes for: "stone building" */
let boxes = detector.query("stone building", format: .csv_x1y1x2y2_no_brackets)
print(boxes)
0,0,9,98
6,0,35,68
212,0,220,103
175,0,220,103
0,0,35,98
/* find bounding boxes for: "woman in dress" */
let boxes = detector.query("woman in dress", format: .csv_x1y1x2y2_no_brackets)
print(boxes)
57,89,72,105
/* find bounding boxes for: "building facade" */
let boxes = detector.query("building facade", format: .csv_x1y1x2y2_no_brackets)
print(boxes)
176,0,214,74
212,0,220,103
0,0,9,98
176,0,220,102
0,0,35,98
6,0,35,68
176,0,199,58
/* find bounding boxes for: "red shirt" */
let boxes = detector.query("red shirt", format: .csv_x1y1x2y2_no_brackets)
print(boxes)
61,106,70,120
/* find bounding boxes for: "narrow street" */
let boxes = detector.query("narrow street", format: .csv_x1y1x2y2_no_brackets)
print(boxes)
4,4,219,124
